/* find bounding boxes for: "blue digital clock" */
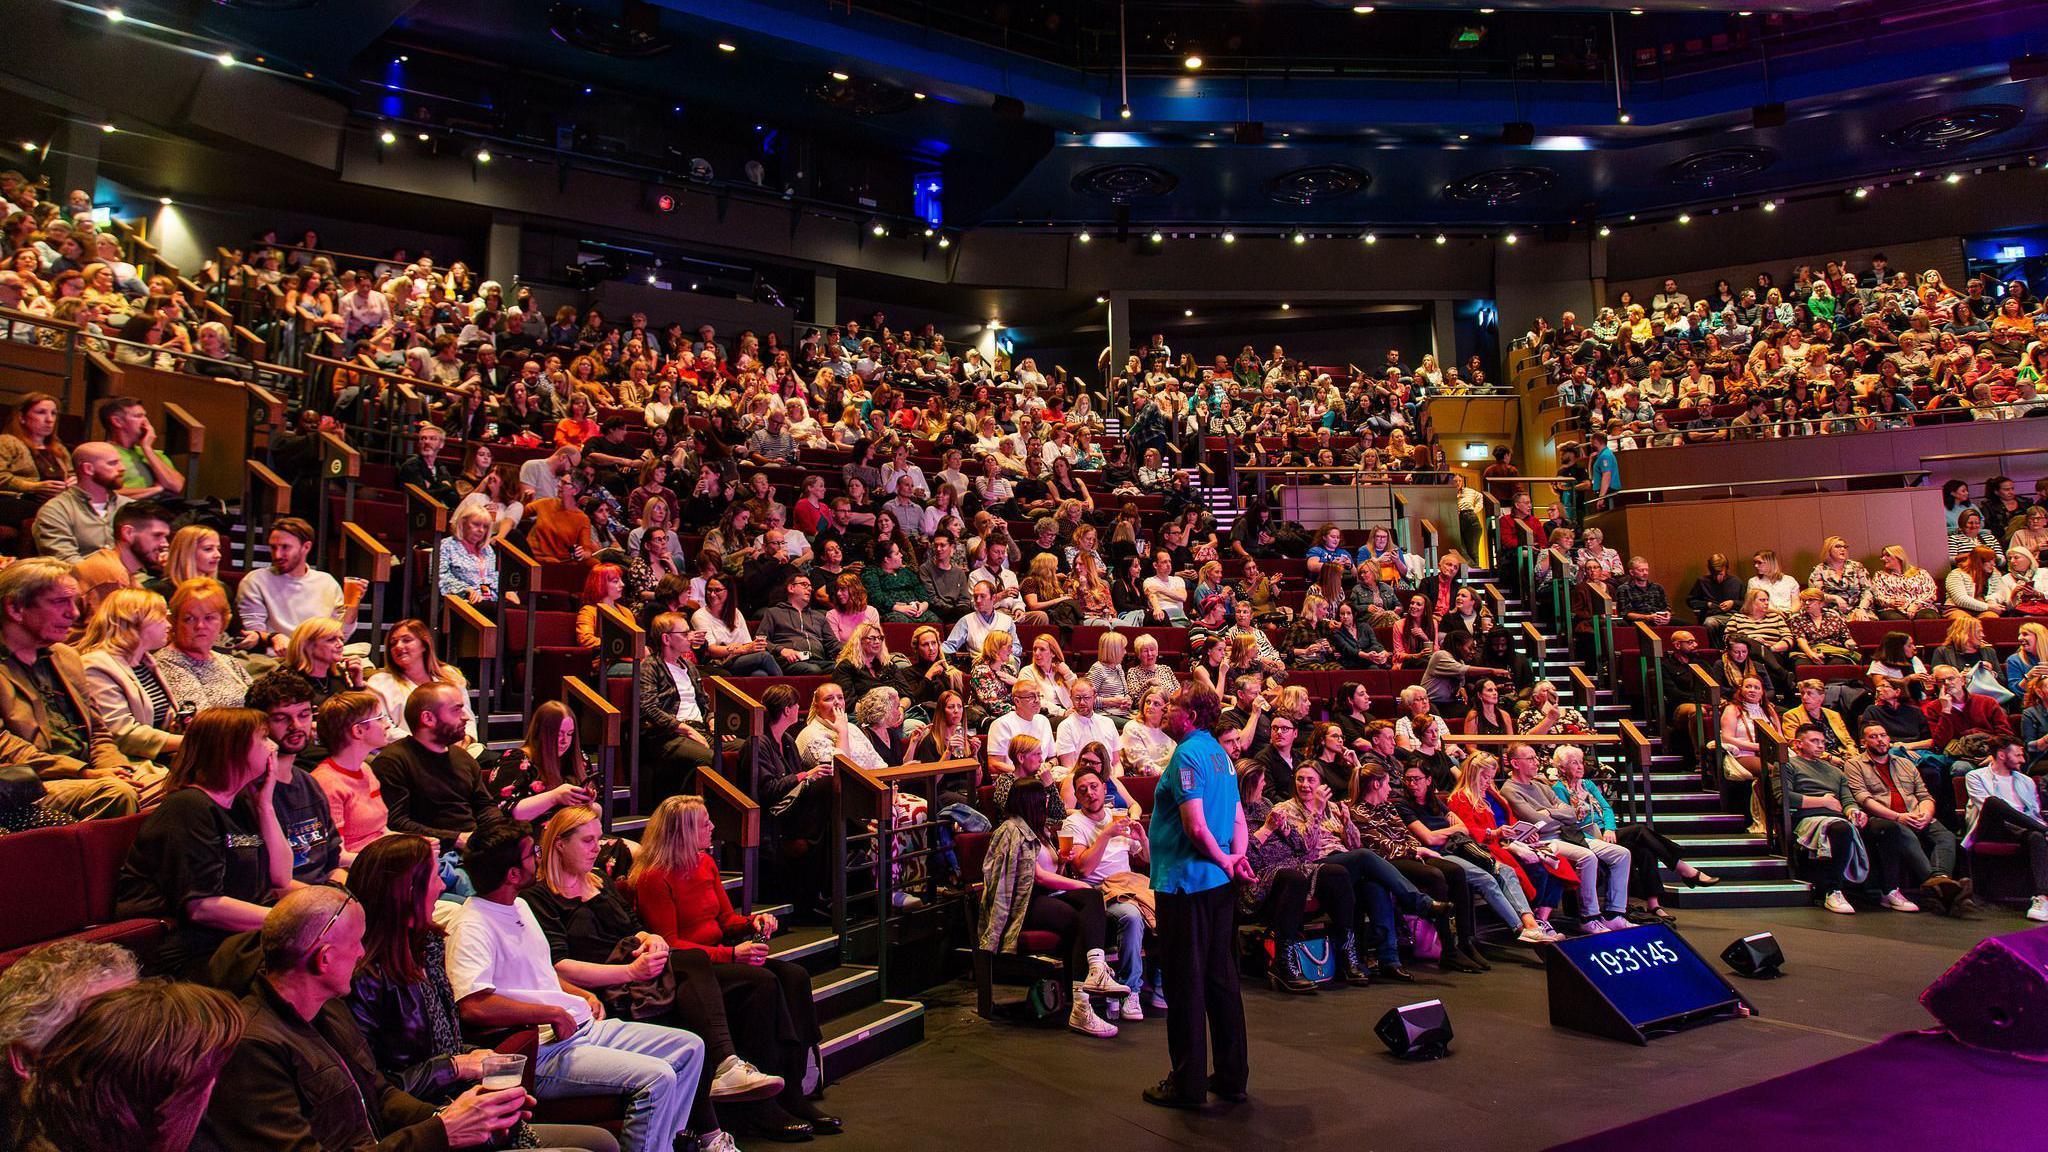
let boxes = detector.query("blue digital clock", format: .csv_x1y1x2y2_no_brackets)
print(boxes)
1545,924,1752,1044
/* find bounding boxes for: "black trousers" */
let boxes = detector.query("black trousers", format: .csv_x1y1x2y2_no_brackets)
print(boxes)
714,957,825,1108
1391,856,1474,941
1975,797,2048,894
1022,887,1109,979
1805,819,1903,893
645,728,715,805
1613,824,1688,901
652,946,740,1132
1156,884,1248,1102
1258,861,1355,948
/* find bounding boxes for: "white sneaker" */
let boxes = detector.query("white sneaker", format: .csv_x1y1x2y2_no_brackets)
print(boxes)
1101,996,1121,1021
1068,993,1119,1038
701,1130,742,1152
2028,896,2048,923
1120,993,1145,1022
1880,890,1920,913
1146,987,1169,1012
709,1056,785,1102
1518,926,1559,945
1600,915,1634,931
1535,918,1563,940
1823,890,1856,915
1081,963,1131,996
1582,918,1611,934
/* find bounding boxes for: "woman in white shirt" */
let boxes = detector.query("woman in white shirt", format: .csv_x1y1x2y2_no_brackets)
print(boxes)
1017,634,1076,718
882,444,929,501
690,576,783,677
641,379,676,429
796,681,884,771
1142,550,1189,623
1991,545,2048,609
1119,685,1178,777
1747,550,1803,613
365,618,479,748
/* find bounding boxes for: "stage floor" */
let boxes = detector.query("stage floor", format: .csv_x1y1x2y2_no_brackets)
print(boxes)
821,905,2015,1151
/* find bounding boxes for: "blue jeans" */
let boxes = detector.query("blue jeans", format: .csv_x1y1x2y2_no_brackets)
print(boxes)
720,650,784,677
1105,898,1151,996
537,1018,706,1152
1439,853,1531,925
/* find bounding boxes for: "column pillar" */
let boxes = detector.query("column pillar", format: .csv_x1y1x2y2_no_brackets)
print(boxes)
485,217,521,288
812,271,838,326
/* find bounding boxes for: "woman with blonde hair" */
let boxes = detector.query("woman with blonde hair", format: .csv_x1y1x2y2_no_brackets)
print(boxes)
155,578,252,711
1017,633,1076,717
527,806,801,1148
1085,631,1132,717
631,795,838,1134
1120,685,1177,776
966,629,1019,715
152,525,256,650
284,616,363,704
1808,535,1875,618
795,681,883,771
1872,544,1942,620
79,587,185,777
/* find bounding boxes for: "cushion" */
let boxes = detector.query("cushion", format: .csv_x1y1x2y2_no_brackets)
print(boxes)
0,824,89,950
74,813,146,923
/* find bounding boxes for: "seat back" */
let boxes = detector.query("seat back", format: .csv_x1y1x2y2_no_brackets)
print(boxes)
0,824,91,951
955,830,992,885
74,813,147,924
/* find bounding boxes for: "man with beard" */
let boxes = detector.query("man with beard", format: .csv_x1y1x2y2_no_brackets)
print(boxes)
246,669,346,884
1144,683,1252,1111
70,500,171,616
371,679,503,852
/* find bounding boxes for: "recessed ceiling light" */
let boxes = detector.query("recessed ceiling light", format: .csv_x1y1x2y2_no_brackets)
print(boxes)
1676,213,1690,224
104,7,124,21
912,91,926,100
717,41,736,52
1853,186,1870,199
217,52,235,67
871,221,887,236
1458,133,1470,141
1183,308,1194,317
1149,230,1164,243
1945,171,1963,184
646,273,658,284
1183,54,1203,70
1629,7,1644,14
416,132,430,142
100,123,116,134
1291,231,1306,244
937,235,951,248
1628,214,1638,221
1761,200,1776,212
158,196,172,206
1737,9,1753,15
690,282,699,290
1479,6,1495,12
1598,225,1612,237
1435,233,1447,245
379,129,396,145
1078,229,1092,243
1280,302,1291,310
1352,4,1374,12
1503,232,1518,244
830,71,849,82
474,148,491,163
1363,232,1377,244
1221,231,1236,243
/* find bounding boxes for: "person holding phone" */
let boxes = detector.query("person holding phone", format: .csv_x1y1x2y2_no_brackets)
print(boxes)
489,701,602,825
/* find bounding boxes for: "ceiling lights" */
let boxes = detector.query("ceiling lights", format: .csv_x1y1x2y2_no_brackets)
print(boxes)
1352,4,1374,12
1291,231,1305,244
1149,230,1164,243
1077,229,1092,243
379,129,396,145
1434,233,1447,245
1183,53,1203,71
1221,230,1235,243
1363,232,1377,244
474,148,491,163
716,41,736,52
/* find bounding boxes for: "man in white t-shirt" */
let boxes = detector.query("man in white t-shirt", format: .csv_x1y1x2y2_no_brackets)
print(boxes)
1054,680,1121,770
1061,765,1156,1020
447,822,709,1152
988,679,1054,775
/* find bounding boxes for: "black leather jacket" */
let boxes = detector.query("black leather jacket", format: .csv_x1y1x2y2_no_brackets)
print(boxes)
347,934,470,1104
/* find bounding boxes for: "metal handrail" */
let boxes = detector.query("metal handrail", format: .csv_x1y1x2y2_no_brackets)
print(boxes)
1586,469,1931,509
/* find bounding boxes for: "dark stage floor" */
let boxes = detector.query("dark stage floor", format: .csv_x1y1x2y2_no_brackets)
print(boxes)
818,906,2015,1151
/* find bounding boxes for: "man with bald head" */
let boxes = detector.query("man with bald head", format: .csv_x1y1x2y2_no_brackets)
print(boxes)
198,886,617,1151
29,440,127,561
371,680,503,852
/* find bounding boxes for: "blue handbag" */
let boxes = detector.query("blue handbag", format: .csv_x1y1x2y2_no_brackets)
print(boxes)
1288,937,1336,984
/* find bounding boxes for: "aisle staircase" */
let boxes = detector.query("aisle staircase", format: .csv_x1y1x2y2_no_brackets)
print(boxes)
1479,563,1810,910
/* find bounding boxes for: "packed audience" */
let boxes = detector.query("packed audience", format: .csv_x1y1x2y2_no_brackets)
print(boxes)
2,176,2048,1148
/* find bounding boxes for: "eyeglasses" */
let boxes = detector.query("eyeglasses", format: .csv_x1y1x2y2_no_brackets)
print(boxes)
312,892,357,949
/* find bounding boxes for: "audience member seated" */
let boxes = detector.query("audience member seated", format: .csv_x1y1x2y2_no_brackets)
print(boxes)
77,586,184,781
371,680,502,853
444,821,709,1152
28,440,126,562
0,391,73,504
632,796,841,1135
1060,764,1159,1019
237,517,363,658
1687,552,1744,634
1551,744,1717,924
1846,720,1971,915
367,617,478,745
156,577,252,710
1498,743,1634,931
639,613,717,798
30,980,242,1152
1963,735,2048,922
977,779,1130,1038
71,499,169,614
440,504,501,603
1387,762,1560,944
1447,752,1570,935
1785,723,1919,915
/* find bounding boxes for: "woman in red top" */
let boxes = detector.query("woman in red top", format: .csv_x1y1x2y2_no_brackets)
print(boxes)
633,795,836,1133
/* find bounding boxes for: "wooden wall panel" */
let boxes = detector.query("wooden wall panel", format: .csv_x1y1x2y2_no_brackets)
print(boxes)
1613,420,2048,493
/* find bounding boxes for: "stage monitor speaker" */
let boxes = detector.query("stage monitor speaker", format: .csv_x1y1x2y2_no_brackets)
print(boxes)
1721,932,1785,978
1921,924,2048,1058
1374,999,1453,1060
1502,121,1536,146
1545,923,1751,1045
1751,102,1786,129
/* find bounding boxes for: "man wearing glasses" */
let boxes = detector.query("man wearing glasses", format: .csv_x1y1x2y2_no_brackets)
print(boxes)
758,572,837,675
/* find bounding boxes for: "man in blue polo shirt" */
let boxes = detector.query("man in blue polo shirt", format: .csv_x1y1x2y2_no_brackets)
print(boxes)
1144,684,1252,1111
1589,429,1621,506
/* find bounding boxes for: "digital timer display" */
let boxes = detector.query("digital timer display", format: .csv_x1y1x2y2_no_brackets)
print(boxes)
1546,924,1748,1042
1582,938,1684,977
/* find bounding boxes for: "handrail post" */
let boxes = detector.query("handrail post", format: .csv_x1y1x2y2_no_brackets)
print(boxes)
1638,623,1667,732
595,604,646,815
443,594,500,732
693,764,761,914
492,539,542,720
337,523,393,658
562,676,623,833
243,460,290,575
316,431,360,566
404,484,449,630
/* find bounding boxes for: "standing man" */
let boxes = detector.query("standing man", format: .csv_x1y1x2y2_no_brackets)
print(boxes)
1144,683,1250,1111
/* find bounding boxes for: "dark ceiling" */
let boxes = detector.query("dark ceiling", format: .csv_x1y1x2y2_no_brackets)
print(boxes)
50,0,2048,234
